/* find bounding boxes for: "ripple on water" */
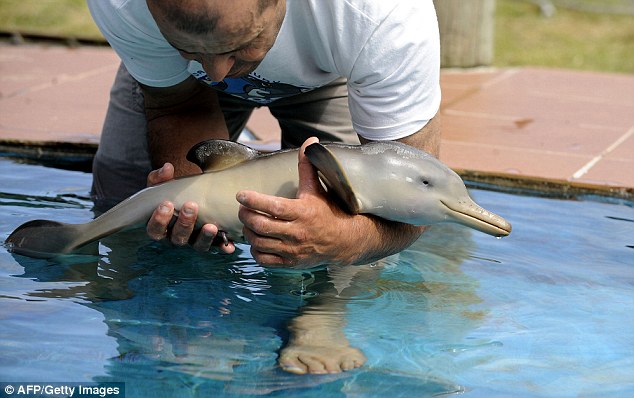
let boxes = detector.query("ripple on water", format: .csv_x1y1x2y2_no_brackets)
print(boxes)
2,159,634,396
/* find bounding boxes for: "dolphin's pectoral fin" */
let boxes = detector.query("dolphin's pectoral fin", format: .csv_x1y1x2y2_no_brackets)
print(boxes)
187,140,260,172
305,143,361,214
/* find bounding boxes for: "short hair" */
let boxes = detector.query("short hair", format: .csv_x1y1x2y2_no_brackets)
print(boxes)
149,0,277,35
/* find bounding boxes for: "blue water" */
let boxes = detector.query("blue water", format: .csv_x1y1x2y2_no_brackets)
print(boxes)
0,157,633,397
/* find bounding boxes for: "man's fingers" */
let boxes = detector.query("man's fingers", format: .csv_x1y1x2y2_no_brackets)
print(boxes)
297,137,324,199
190,224,217,251
217,240,236,254
190,224,237,254
147,200,199,246
236,190,297,221
241,221,316,268
251,251,286,267
170,201,198,246
147,163,175,187
241,224,282,250
146,198,237,253
147,201,174,240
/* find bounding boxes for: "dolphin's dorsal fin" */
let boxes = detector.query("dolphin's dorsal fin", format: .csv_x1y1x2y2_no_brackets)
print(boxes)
304,143,361,214
187,140,260,172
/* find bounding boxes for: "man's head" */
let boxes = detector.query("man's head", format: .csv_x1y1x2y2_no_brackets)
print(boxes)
146,0,286,82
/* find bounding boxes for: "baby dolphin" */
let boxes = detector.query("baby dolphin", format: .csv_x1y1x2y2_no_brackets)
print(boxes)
6,140,511,259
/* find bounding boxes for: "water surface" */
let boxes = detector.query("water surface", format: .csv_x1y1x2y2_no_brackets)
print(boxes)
1,158,632,397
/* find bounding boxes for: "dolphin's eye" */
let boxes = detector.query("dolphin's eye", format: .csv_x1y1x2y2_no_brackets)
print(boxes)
421,178,430,186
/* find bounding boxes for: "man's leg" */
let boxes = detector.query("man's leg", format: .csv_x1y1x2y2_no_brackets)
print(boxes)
91,63,152,212
277,263,387,374
266,78,376,374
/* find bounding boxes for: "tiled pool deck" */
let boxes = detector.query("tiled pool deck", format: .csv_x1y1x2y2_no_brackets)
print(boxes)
1,43,633,198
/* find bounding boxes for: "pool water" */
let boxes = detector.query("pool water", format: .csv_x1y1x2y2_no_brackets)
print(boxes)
0,157,633,397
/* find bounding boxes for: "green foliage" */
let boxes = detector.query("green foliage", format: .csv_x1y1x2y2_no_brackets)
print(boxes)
0,0,102,39
0,0,632,73
495,0,634,73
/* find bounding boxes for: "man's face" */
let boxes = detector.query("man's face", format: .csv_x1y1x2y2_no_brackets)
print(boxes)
148,0,286,82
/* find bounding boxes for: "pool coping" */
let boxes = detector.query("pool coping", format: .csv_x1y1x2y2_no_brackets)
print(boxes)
2,139,631,202
1,42,633,201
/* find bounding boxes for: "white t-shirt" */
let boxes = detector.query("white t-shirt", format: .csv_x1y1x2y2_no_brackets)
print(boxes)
88,0,441,141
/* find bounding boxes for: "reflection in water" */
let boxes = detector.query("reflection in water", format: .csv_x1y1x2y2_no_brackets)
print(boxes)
3,157,634,396
0,159,511,397
7,219,482,396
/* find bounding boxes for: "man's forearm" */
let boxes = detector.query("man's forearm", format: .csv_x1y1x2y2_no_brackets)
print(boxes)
141,78,229,176
146,109,226,175
351,215,425,265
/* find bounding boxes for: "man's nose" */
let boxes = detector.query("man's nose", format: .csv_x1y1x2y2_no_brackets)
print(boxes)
201,54,235,82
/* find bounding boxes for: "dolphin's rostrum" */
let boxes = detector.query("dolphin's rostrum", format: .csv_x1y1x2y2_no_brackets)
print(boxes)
6,140,511,259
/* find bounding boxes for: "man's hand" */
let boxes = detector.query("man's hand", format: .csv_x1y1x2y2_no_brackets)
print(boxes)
237,137,376,268
145,163,236,254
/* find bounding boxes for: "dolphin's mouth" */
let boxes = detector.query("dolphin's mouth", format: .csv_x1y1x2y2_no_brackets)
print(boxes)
440,200,512,237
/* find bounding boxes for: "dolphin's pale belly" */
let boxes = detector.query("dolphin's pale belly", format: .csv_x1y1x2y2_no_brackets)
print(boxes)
168,151,300,241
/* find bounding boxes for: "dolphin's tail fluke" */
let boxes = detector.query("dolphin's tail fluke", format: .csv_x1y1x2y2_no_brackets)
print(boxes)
5,181,177,259
6,219,94,258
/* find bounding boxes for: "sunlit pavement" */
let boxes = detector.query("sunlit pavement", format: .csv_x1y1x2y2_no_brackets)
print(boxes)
1,43,633,194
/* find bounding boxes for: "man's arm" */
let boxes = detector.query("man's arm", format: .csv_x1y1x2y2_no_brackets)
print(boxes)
140,77,236,253
367,113,441,157
141,76,229,173
237,113,441,268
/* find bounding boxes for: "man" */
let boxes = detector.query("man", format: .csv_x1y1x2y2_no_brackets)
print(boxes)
87,0,441,374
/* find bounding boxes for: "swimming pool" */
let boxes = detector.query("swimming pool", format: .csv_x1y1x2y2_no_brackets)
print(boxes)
1,157,633,397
